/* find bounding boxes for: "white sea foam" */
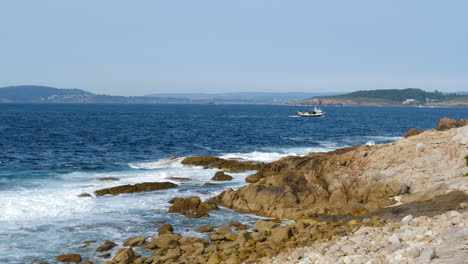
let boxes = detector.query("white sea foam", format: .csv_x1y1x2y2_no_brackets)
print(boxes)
128,157,185,169
219,147,336,162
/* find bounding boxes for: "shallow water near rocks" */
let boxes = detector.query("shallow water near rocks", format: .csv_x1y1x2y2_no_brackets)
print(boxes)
1,104,467,263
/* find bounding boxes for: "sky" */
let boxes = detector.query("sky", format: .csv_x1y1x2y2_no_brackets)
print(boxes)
0,0,467,96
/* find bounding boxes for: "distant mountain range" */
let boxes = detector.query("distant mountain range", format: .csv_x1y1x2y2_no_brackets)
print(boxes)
0,86,198,104
145,92,341,103
0,85,340,104
290,88,468,107
1,85,467,106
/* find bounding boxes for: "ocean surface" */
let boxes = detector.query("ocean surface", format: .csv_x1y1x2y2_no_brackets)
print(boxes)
1,104,467,263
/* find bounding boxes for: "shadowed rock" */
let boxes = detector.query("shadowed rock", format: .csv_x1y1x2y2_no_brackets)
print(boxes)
168,196,218,218
96,177,119,181
211,171,234,181
181,156,263,173
94,182,177,196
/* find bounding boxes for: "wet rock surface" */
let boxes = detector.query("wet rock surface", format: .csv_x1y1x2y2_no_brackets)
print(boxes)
181,156,263,173
94,182,178,196
168,196,218,218
211,171,234,181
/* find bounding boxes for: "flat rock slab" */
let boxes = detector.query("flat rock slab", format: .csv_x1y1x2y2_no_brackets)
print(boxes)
95,182,178,196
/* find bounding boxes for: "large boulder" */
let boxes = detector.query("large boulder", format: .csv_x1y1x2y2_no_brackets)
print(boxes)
210,125,468,219
112,247,136,264
181,156,263,173
437,118,468,131
211,171,234,181
55,254,81,263
147,234,182,249
168,196,218,218
95,240,117,252
94,182,177,196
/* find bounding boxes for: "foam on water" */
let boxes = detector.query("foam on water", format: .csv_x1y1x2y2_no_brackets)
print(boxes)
128,157,185,169
220,146,337,162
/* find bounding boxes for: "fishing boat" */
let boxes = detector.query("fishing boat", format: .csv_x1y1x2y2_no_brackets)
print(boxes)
298,105,325,117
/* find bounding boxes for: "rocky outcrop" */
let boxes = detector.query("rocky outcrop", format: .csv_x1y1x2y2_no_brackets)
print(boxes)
96,177,119,181
94,182,177,196
212,125,468,219
403,128,424,138
95,240,117,252
181,156,263,173
211,171,234,181
263,209,468,264
55,254,81,262
168,196,218,218
437,117,468,131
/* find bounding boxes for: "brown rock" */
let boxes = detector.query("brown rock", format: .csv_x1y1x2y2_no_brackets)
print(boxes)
196,225,215,233
147,234,181,249
123,236,146,247
157,224,174,235
81,262,94,264
95,240,117,252
97,253,111,258
254,220,277,232
77,193,92,198
203,182,218,186
216,226,231,235
94,182,177,196
96,177,119,181
179,236,209,245
404,128,424,138
437,118,468,131
112,247,136,264
211,171,234,181
269,226,293,244
55,254,81,263
210,233,225,241
181,156,263,173
168,196,218,218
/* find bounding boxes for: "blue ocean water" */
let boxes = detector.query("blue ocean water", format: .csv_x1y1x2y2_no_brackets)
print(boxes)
0,104,467,263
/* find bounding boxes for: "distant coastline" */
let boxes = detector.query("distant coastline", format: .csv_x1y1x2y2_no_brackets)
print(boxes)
289,88,468,107
1,85,467,107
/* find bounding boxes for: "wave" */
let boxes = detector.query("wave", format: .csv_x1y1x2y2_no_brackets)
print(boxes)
128,157,185,169
219,146,337,162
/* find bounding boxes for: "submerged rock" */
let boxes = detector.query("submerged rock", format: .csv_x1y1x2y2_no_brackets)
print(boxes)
211,171,234,181
95,240,117,252
168,196,218,218
94,182,177,196
181,156,263,173
96,177,120,181
77,193,92,198
55,254,81,263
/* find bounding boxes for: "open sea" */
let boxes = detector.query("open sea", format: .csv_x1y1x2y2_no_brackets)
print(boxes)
1,104,467,263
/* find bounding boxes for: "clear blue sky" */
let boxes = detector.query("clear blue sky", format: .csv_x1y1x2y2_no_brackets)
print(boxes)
1,0,467,95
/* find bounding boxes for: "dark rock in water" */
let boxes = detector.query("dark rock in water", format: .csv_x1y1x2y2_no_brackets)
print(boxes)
96,177,120,181
181,156,263,173
94,182,178,196
404,128,424,138
158,224,174,235
95,240,117,252
196,225,215,233
79,240,96,248
203,182,218,186
97,252,111,258
211,171,234,181
167,177,192,182
55,254,81,263
154,220,166,224
80,262,94,264
437,118,468,131
168,196,218,218
77,193,92,198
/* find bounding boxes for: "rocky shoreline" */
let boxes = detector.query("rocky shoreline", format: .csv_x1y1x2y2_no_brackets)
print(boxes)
51,118,467,264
